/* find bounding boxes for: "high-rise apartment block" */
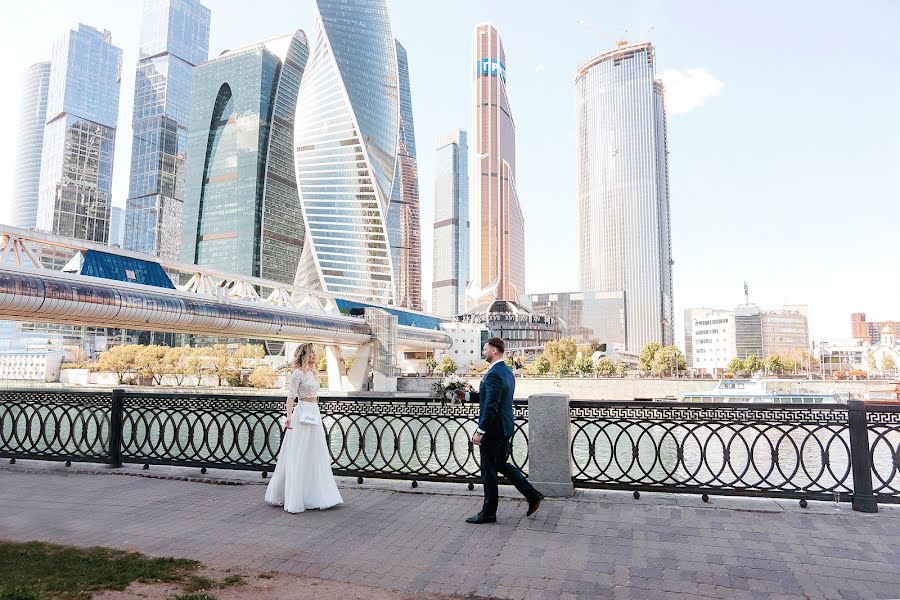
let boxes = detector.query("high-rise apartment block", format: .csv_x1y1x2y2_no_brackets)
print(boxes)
432,130,469,317
576,42,673,351
36,25,123,243
125,0,210,259
387,40,422,310
851,312,900,346
468,24,524,306
181,31,309,281
12,62,51,230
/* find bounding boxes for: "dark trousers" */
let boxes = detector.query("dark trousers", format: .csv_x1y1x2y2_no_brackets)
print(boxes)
479,431,539,517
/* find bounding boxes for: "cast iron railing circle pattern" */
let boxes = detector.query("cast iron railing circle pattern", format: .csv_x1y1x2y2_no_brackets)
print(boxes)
867,405,900,499
0,390,110,463
569,402,858,501
319,399,528,481
116,392,527,482
1,390,897,505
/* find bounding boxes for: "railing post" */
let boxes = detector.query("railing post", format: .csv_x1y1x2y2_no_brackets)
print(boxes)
848,400,877,513
527,393,574,497
108,388,124,468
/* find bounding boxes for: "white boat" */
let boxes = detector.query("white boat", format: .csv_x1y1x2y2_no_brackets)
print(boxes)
676,378,842,404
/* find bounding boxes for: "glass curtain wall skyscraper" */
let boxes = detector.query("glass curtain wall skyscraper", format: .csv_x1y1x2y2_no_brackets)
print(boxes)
386,40,422,311
292,0,400,305
12,62,51,230
468,23,524,307
37,25,123,243
124,0,210,259
576,42,674,351
432,129,469,317
181,32,309,281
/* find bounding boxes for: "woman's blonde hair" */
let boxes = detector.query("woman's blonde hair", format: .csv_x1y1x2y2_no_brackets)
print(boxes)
292,343,315,371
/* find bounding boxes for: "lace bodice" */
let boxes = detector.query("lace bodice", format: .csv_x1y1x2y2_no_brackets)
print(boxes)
287,369,319,399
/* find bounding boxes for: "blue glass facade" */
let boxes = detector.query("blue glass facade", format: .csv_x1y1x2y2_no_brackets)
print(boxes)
335,299,443,331
124,0,210,259
65,250,176,289
36,25,123,243
386,40,422,310
12,62,51,230
576,43,674,350
293,0,400,305
181,32,309,282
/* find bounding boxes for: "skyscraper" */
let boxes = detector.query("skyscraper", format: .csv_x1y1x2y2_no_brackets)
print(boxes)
109,206,125,247
432,130,469,317
292,0,400,305
125,0,210,259
387,40,422,310
181,31,309,281
12,62,51,230
468,24,524,306
37,25,123,243
576,42,674,351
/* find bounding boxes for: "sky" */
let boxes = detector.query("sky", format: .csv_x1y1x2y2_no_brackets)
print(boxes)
1,0,898,346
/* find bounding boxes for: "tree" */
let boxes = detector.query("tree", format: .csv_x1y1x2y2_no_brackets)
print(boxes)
504,354,515,369
208,345,238,387
765,354,785,376
530,355,551,376
595,357,616,377
782,357,799,374
744,355,764,374
556,358,574,377
574,356,594,375
727,358,746,376
184,349,205,386
638,342,662,374
234,344,265,362
882,355,897,372
544,338,577,369
615,362,627,377
438,355,458,376
96,345,141,384
162,347,193,386
867,351,878,371
317,351,328,372
650,346,686,377
425,355,437,376
344,353,356,375
136,345,168,385
248,365,277,388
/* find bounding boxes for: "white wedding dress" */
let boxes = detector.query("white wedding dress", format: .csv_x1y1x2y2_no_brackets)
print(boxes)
265,369,343,512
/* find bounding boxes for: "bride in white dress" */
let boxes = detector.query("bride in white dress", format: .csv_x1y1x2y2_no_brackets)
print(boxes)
265,344,343,513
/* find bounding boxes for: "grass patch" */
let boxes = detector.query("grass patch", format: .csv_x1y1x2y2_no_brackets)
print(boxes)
219,575,244,588
181,576,216,593
171,594,217,600
257,573,273,580
0,540,198,600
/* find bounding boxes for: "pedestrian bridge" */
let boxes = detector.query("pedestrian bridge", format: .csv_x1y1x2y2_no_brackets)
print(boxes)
0,225,452,391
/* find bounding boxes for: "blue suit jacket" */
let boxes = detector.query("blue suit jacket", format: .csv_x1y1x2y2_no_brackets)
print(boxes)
472,361,516,436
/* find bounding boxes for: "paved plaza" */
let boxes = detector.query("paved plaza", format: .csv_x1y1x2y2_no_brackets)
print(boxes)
1,461,899,599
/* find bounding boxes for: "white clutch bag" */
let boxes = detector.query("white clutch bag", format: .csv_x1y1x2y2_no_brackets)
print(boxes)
295,402,321,426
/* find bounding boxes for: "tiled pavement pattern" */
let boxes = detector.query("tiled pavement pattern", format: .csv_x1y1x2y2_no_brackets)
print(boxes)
1,463,899,600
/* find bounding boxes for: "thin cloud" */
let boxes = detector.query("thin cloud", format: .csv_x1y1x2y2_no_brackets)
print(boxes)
657,68,724,116
535,63,545,73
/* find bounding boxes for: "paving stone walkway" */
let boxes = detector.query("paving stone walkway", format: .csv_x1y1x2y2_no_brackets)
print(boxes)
1,462,899,600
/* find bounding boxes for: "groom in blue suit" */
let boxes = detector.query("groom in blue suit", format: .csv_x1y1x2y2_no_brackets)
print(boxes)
459,336,543,524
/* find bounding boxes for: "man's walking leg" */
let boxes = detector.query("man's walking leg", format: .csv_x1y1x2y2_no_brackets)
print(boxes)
480,440,500,517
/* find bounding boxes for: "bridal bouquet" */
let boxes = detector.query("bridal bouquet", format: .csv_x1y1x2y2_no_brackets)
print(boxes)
431,374,473,404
